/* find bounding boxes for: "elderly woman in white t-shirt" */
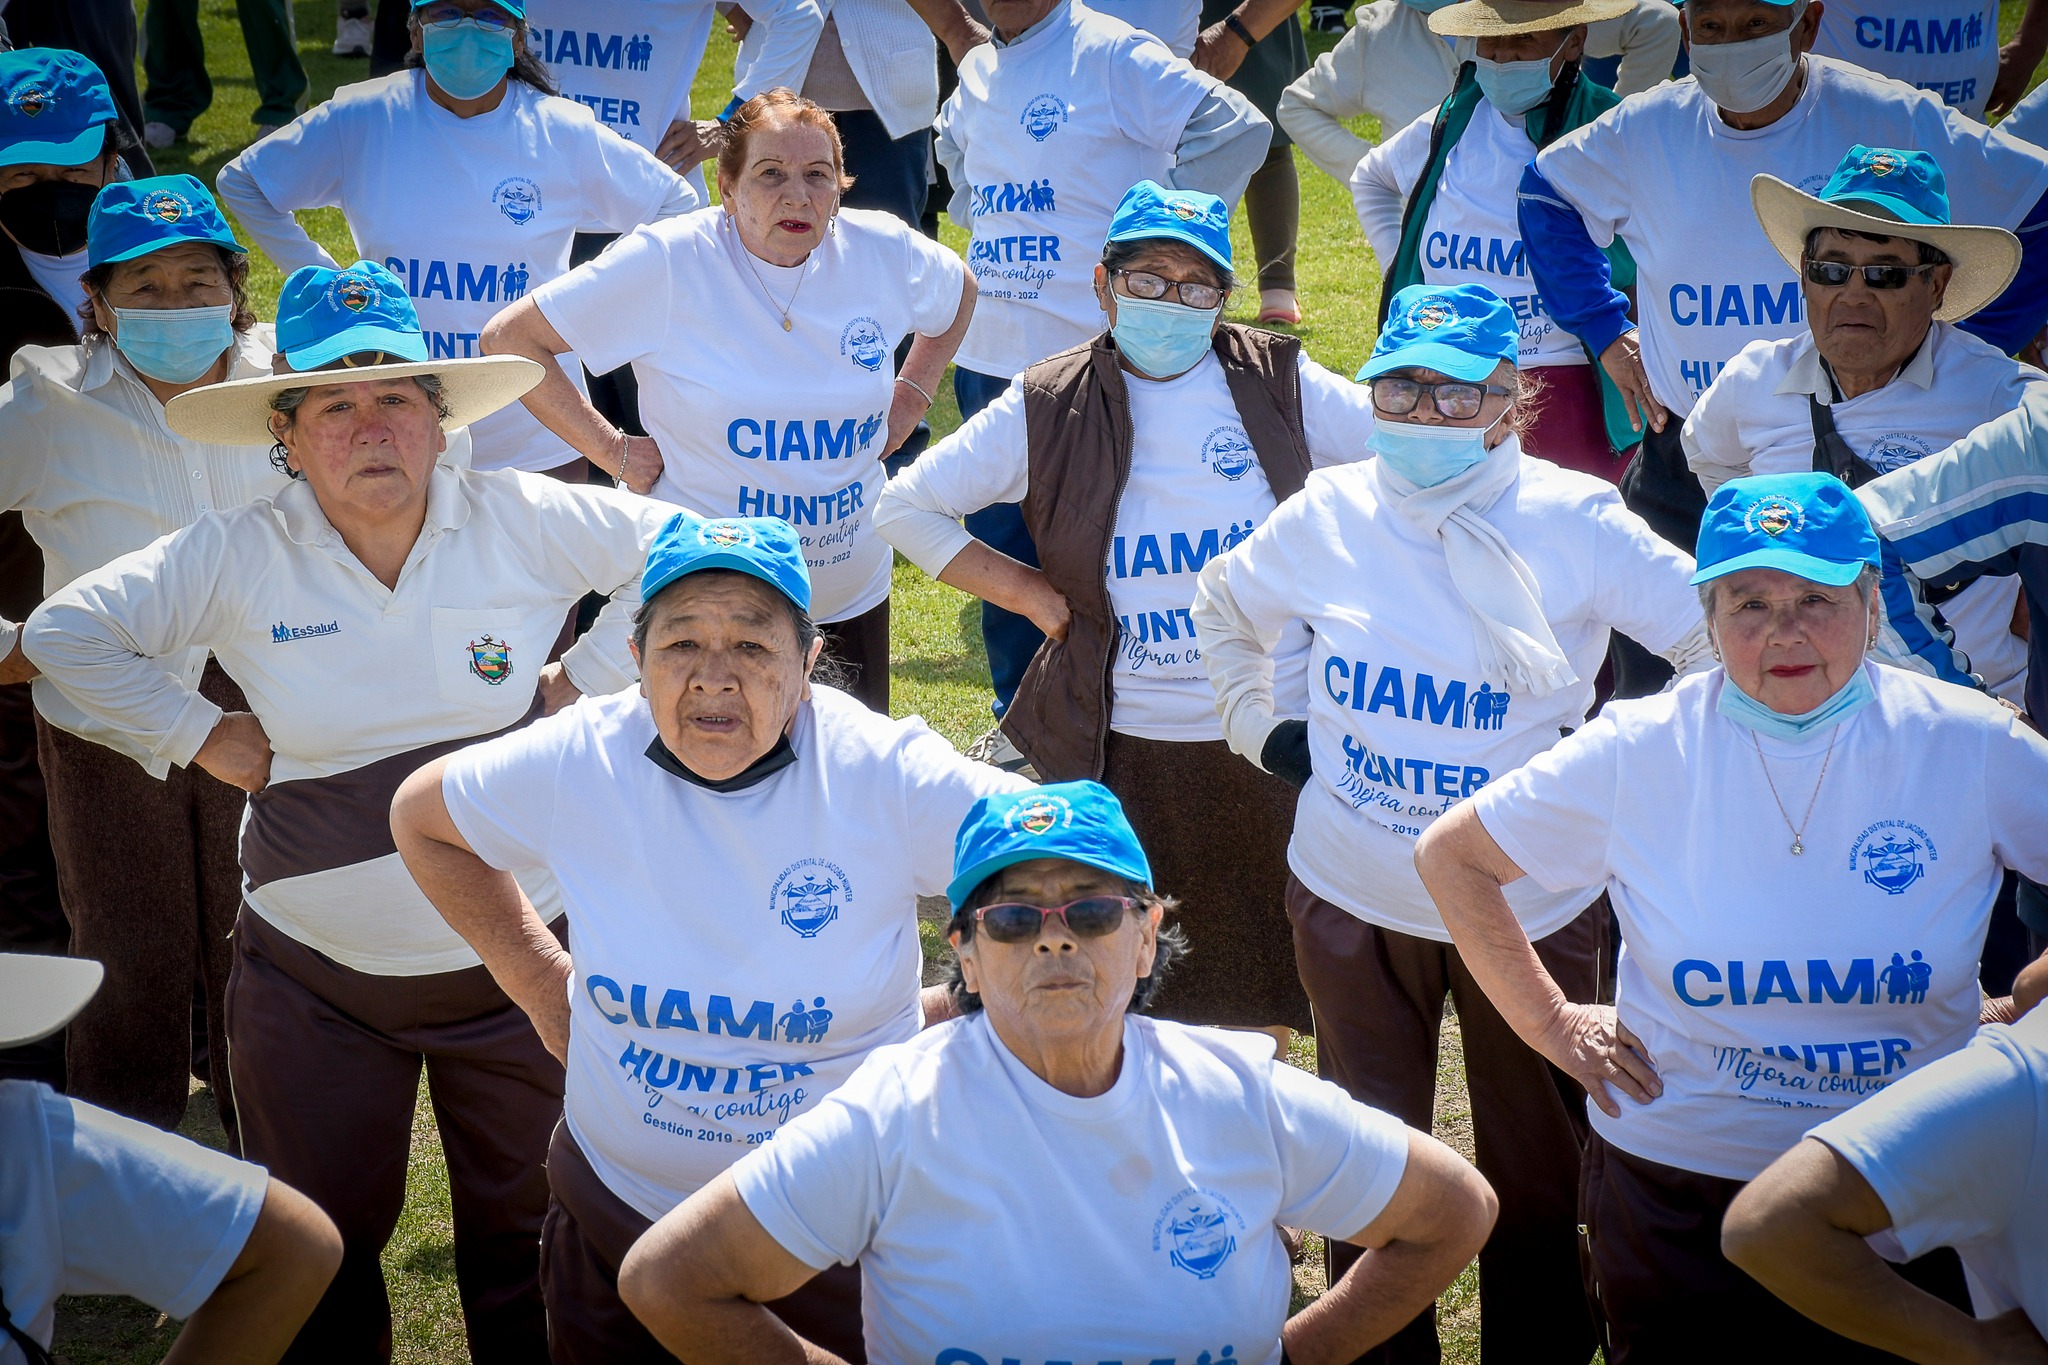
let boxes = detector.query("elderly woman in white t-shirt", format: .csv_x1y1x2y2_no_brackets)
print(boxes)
615,780,1496,1365
1415,470,2048,1362
1191,281,1706,1361
483,89,976,713
23,261,672,1363
390,512,1024,1362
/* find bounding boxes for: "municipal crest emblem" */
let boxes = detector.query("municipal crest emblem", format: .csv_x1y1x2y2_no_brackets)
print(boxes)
1411,298,1456,331
1744,494,1804,539
1004,793,1073,837
467,634,513,685
143,190,188,224
492,176,543,225
330,272,376,313
1020,94,1068,142
771,858,852,939
840,316,887,372
1151,1188,1246,1281
8,85,50,118
1865,432,1933,474
1864,149,1904,177
699,519,754,549
1167,196,1203,222
1203,426,1254,481
1849,820,1937,895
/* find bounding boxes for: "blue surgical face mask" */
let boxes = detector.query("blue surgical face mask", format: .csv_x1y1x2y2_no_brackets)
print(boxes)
1716,660,1876,741
110,304,236,384
1371,411,1503,487
422,19,515,101
1475,55,1557,115
1110,294,1221,379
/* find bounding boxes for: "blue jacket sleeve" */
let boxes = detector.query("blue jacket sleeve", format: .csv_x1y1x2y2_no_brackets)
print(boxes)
1957,185,2048,356
1518,162,1634,358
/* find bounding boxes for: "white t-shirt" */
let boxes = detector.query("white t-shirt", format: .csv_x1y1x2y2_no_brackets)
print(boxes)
938,1,1221,377
1811,1007,2048,1332
1471,664,2048,1181
534,208,967,622
440,686,1027,1220
228,72,694,473
1213,449,1701,941
1086,0,1200,54
1810,0,2001,119
0,1081,268,1365
731,1012,1413,1365
873,351,1378,739
1354,102,1589,370
18,245,87,321
527,0,711,155
1533,57,2048,416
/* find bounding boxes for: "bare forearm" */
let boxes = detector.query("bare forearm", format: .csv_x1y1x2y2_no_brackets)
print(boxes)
1229,0,1303,42
481,307,621,466
1417,849,1564,1046
936,541,1055,622
633,1299,829,1365
1285,1238,1471,1364
1725,1214,1979,1363
901,287,971,400
901,0,987,62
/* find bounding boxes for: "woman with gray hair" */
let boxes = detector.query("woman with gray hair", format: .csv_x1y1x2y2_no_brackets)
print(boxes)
1415,470,2048,1360
22,260,672,1363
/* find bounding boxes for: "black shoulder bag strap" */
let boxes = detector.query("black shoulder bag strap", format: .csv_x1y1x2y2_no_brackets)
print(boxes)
1808,392,1881,489
0,1285,57,1365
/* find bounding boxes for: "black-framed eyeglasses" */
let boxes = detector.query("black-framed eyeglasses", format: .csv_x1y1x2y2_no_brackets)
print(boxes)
1801,259,1939,291
971,895,1138,944
417,3,515,30
1369,377,1513,420
1114,270,1227,312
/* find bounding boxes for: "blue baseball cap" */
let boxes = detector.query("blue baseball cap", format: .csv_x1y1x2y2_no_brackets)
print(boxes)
946,781,1153,912
275,261,429,370
410,0,528,17
1105,180,1233,275
1810,144,1951,227
1359,284,1519,383
0,50,118,169
1692,472,1880,589
641,512,813,613
87,176,245,268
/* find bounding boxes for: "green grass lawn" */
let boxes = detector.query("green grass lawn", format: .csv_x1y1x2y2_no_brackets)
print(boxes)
47,2,2047,1360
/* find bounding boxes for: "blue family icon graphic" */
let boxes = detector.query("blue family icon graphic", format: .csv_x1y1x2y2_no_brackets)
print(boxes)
1152,1188,1246,1281
270,619,340,643
1020,94,1067,142
1202,426,1254,481
1850,820,1936,895
840,316,888,371
493,176,542,225
1880,952,1933,1004
771,858,852,938
467,634,513,685
627,32,654,69
1469,682,1509,730
777,997,833,1042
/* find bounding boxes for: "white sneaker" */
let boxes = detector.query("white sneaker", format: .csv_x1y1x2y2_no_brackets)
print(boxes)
332,15,372,56
965,725,1036,778
143,121,177,149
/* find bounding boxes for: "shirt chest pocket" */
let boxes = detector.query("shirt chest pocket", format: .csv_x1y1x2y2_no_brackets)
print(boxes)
429,606,537,713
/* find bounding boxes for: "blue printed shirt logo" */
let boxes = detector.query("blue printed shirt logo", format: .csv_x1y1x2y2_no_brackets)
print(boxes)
1020,94,1068,141
971,179,1056,216
840,316,887,371
776,996,833,1042
1202,425,1253,481
270,619,340,643
1880,952,1933,1003
1152,1188,1245,1281
1851,820,1936,895
493,176,542,225
772,858,850,938
627,32,654,68
1865,432,1933,474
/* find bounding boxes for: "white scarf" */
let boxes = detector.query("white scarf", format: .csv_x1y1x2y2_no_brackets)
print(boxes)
1375,434,1580,698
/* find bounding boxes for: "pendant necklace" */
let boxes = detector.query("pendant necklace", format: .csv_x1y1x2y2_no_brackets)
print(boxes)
1750,726,1838,856
732,217,809,331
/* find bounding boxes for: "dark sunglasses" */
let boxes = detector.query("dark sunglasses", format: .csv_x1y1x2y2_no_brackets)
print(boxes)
972,895,1138,944
417,4,515,30
1802,259,1939,291
1114,269,1227,312
1370,376,1513,420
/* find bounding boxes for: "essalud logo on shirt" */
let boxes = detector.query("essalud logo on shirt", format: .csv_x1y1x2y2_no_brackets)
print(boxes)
270,619,341,643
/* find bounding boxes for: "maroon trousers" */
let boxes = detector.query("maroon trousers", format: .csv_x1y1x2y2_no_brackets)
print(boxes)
227,909,562,1364
38,663,247,1141
820,598,891,714
1288,876,1605,1365
1521,362,1622,484
542,1123,867,1364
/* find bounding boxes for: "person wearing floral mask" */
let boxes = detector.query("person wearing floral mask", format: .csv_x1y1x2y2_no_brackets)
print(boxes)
875,180,1376,1063
1192,282,1707,1363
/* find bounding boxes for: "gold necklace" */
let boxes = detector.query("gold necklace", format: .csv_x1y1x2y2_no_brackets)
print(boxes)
1750,726,1838,856
731,217,811,332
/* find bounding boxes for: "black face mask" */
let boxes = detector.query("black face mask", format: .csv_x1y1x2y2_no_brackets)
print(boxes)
0,179,98,257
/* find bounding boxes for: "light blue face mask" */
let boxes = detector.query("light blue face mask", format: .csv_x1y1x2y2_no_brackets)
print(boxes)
1371,413,1502,487
110,304,235,384
1475,55,1556,115
1399,0,1462,12
422,19,515,101
1717,662,1876,742
1110,294,1221,379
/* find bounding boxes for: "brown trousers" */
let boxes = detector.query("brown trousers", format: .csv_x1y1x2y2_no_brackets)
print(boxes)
820,597,890,714
542,1123,867,1364
0,680,64,1088
37,663,247,1140
227,909,562,1364
1582,1132,1970,1364
1288,877,1605,1365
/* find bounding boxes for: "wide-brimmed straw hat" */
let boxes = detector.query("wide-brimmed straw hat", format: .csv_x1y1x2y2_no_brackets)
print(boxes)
165,259,541,446
1429,0,1631,38
1752,144,2020,323
0,953,104,1049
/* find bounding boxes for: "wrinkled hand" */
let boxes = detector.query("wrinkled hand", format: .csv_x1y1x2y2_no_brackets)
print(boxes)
1539,1002,1661,1118
883,381,930,458
724,5,753,41
0,629,36,685
1599,329,1666,437
194,711,274,793
655,117,725,176
610,434,665,496
1192,22,1251,78
1989,41,2045,118
1968,1309,2048,1365
537,661,582,717
1022,574,1073,643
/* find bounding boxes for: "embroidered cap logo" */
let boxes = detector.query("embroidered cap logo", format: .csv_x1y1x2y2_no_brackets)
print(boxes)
1167,198,1202,221
1412,299,1456,331
9,85,50,118
700,520,754,549
1004,794,1073,837
330,274,376,313
1864,150,1904,178
1744,495,1806,539
144,191,188,224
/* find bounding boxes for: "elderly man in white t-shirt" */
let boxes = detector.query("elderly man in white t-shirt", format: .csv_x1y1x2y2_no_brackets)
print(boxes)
1517,0,2048,698
1807,0,2046,121
1685,145,2047,705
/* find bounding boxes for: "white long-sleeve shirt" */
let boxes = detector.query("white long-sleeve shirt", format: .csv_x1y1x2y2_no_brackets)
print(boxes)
770,0,945,139
23,464,673,975
216,71,697,473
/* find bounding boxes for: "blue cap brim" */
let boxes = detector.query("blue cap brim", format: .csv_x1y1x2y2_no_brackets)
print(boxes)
1105,222,1233,274
643,552,810,612
1358,340,1504,383
285,324,431,370
0,120,108,170
1690,548,1870,587
944,847,1148,913
95,231,246,266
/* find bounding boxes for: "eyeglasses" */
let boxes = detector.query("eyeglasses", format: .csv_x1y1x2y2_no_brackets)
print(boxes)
1114,270,1227,312
971,895,1138,944
1802,259,1939,291
1369,377,1513,420
417,3,515,30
